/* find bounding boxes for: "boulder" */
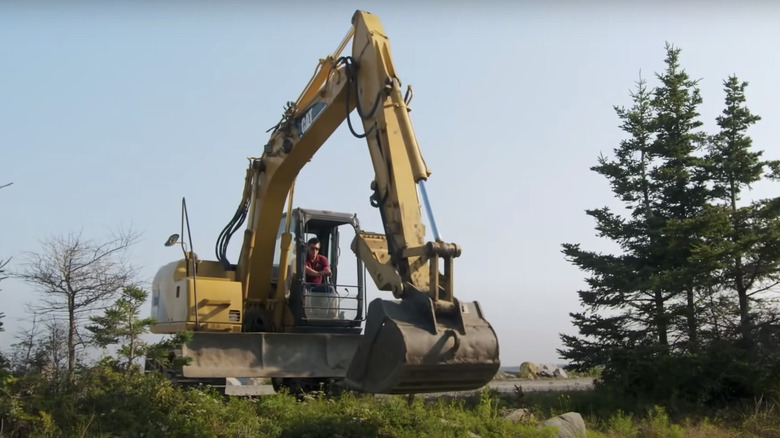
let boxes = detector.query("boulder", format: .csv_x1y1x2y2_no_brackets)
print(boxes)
500,408,533,423
518,362,541,379
537,412,586,438
519,362,570,379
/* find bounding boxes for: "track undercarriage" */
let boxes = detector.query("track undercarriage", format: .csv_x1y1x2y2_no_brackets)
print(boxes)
143,351,355,400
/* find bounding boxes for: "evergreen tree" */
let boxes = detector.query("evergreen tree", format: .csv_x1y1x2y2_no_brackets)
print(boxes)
705,75,780,348
559,74,666,374
86,286,155,371
561,43,780,406
646,43,712,352
86,285,193,374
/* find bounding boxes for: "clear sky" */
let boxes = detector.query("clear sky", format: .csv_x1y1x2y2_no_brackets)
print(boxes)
1,1,779,367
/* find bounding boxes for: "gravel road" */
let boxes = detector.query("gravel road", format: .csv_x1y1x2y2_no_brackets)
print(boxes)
224,377,596,397
489,377,595,393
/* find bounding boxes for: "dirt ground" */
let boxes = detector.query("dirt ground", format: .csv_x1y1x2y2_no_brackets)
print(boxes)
224,377,596,397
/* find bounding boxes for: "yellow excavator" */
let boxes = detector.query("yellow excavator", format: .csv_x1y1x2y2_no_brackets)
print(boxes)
148,10,500,395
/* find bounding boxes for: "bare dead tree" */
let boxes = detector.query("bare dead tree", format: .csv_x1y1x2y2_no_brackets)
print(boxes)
10,310,44,373
10,309,69,378
0,181,11,333
0,180,12,337
14,227,141,379
0,257,9,332
0,258,8,284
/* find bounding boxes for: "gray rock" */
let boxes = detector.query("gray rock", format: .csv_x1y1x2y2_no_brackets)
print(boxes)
537,412,586,438
500,408,533,423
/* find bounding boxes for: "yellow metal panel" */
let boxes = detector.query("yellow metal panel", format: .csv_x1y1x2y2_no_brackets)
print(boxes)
187,277,243,330
195,260,237,281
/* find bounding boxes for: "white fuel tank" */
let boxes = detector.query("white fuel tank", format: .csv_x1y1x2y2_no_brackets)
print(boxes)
150,260,188,330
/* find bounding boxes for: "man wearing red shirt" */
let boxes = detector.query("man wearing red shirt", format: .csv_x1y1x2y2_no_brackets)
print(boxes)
304,237,331,284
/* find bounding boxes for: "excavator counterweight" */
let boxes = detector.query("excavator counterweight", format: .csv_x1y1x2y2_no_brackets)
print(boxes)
147,10,500,395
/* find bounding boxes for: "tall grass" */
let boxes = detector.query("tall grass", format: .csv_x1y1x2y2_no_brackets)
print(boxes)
3,364,780,437
513,388,780,438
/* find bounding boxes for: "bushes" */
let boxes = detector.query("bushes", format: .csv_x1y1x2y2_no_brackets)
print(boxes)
0,363,556,438
4,361,780,437
588,339,780,415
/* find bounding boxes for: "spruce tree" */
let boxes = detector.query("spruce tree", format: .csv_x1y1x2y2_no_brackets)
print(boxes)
646,43,710,352
705,75,780,348
559,74,667,374
561,42,780,405
86,286,155,372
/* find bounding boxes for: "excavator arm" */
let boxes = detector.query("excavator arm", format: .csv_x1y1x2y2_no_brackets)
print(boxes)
172,10,500,395
337,12,502,393
347,12,438,299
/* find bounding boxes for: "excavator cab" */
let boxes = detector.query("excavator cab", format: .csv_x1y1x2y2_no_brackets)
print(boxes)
279,208,365,334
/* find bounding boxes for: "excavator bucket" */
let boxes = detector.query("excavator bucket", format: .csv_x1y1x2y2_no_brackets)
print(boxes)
343,290,500,394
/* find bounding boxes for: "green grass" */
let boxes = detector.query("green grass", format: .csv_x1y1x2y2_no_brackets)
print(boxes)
502,387,780,438
4,365,780,438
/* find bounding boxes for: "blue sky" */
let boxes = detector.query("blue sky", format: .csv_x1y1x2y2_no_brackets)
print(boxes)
1,1,779,367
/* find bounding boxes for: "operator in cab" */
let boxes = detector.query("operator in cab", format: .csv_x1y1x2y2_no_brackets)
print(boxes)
304,237,331,284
